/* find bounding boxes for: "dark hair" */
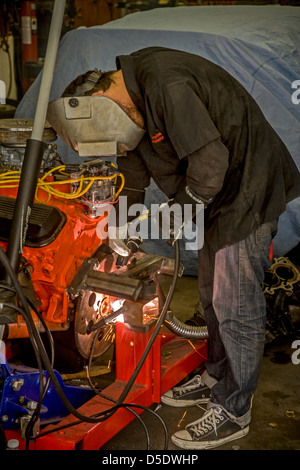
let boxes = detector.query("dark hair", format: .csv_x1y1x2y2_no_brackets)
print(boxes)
62,70,116,97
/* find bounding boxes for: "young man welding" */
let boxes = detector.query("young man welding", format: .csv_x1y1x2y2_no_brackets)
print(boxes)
48,46,300,450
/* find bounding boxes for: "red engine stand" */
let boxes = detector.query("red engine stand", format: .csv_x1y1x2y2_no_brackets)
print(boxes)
24,322,207,450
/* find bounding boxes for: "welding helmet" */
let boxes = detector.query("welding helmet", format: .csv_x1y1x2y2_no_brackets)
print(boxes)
46,70,145,157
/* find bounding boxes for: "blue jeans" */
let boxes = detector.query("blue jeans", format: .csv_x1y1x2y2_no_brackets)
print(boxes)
198,220,278,426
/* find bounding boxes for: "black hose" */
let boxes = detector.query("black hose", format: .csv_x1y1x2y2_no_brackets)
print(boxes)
115,240,181,406
86,326,169,450
0,302,46,448
86,327,151,449
0,283,55,448
35,402,169,450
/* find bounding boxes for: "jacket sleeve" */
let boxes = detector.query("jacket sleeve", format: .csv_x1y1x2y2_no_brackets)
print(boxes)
116,148,151,223
185,137,229,201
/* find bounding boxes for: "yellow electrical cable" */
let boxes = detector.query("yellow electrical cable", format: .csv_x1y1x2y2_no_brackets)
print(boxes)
40,165,66,181
0,164,125,203
114,172,125,199
35,188,51,204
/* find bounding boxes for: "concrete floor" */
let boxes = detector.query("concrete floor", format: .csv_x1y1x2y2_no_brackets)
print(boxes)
100,333,300,451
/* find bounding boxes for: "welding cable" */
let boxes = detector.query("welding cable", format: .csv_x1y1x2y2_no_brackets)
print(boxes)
0,283,63,449
22,298,56,448
0,295,54,450
0,283,55,367
85,327,151,449
25,305,168,449
0,283,55,373
0,303,44,372
33,400,169,451
0,295,55,388
0,301,46,446
1,299,48,449
85,343,151,449
84,326,152,449
113,240,181,408
100,403,169,450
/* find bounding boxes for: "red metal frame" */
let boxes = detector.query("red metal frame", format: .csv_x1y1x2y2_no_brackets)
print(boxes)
5,322,207,450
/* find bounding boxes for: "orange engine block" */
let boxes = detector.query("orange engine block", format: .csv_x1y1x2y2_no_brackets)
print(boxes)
0,171,115,345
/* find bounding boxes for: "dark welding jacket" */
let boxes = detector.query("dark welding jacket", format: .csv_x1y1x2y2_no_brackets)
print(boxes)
115,47,300,252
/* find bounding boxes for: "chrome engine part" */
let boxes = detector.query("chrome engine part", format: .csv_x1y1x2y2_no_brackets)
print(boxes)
0,119,117,219
0,118,60,170
70,159,116,218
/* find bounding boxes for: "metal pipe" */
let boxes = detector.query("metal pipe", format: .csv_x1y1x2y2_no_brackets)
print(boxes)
164,311,209,339
31,0,66,141
4,0,66,277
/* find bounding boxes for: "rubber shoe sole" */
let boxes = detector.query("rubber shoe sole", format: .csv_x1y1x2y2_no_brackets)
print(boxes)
161,390,210,407
171,425,249,450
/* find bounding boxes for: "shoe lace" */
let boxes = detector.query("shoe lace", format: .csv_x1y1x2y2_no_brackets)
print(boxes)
188,407,224,437
173,375,204,394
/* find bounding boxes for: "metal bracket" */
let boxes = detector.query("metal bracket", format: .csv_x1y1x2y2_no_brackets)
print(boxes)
68,253,183,302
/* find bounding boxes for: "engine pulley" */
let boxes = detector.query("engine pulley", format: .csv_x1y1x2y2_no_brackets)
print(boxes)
74,290,115,359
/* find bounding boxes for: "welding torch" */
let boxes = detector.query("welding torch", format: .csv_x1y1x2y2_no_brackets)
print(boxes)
86,303,127,333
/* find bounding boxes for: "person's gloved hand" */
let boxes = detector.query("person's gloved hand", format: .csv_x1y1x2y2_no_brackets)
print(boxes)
108,220,144,257
155,185,212,246
108,224,131,257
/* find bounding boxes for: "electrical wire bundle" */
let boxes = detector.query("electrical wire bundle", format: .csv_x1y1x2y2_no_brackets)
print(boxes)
0,240,181,450
0,163,125,204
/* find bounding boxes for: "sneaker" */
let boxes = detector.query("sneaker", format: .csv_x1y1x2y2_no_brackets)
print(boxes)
171,405,249,450
161,374,211,407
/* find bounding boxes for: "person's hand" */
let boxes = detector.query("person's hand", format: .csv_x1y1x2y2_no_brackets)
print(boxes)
154,201,183,246
108,223,143,257
154,185,212,246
